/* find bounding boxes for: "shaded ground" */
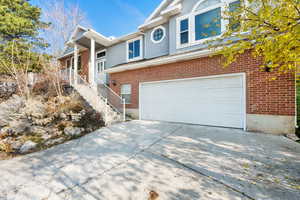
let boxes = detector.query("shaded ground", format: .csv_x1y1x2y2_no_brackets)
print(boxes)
0,121,299,200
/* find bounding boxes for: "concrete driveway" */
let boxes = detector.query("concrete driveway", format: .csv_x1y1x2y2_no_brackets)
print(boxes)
0,121,299,200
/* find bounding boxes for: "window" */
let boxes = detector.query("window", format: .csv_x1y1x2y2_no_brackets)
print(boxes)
66,59,71,68
96,60,106,73
96,50,106,73
71,57,74,69
78,55,82,71
121,84,131,104
127,37,143,62
151,26,165,43
177,0,239,49
180,18,189,45
195,0,221,11
195,7,221,40
229,1,241,31
70,55,82,71
96,50,106,59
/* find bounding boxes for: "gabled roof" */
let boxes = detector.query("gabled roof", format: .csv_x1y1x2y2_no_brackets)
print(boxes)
139,0,182,30
68,25,88,43
144,0,182,23
64,0,183,52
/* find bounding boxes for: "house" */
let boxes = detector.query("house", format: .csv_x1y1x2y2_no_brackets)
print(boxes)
58,0,296,135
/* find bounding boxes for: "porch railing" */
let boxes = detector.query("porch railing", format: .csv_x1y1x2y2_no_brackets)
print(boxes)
71,72,126,122
97,83,126,120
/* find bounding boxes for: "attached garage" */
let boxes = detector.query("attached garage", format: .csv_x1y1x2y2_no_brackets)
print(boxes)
139,73,246,129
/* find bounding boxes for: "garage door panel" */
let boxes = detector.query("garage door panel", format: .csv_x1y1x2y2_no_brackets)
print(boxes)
140,75,245,128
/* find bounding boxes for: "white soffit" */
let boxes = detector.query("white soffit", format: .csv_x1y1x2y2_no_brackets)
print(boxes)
105,49,216,74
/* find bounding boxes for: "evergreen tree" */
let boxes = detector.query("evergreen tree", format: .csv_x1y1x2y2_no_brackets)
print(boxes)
0,0,49,73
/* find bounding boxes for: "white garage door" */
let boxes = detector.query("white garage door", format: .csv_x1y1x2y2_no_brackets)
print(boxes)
140,74,245,129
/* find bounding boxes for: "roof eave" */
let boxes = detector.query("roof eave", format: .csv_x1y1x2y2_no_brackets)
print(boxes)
105,49,217,74
139,4,182,31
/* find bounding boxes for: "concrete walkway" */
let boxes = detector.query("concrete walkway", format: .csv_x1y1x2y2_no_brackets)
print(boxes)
0,121,299,200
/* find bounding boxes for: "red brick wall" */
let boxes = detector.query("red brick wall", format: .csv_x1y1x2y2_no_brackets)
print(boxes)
110,51,295,116
58,49,90,81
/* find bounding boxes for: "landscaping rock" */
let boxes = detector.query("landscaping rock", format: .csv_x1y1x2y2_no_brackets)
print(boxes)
64,127,83,137
11,141,23,151
0,127,13,136
70,113,82,122
22,97,46,119
8,120,30,135
32,117,53,126
41,134,52,141
29,126,48,136
45,137,64,146
19,141,37,154
59,113,67,120
0,82,17,99
0,95,25,127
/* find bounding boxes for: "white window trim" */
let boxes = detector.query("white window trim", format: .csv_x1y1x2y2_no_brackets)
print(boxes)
176,0,237,49
96,59,106,73
151,26,166,44
176,14,191,49
96,49,106,60
121,84,132,104
126,36,143,63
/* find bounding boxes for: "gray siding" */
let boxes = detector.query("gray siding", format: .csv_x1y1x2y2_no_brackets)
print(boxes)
106,42,127,68
144,23,169,59
169,0,223,55
104,0,229,68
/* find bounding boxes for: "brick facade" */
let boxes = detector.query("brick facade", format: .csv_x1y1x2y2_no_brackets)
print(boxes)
59,49,90,81
110,51,295,116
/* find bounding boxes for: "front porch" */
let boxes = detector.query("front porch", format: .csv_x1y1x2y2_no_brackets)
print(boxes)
65,27,126,123
69,35,108,87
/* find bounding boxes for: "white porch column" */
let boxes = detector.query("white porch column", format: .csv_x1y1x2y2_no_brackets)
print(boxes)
69,65,72,84
90,38,95,87
74,44,79,85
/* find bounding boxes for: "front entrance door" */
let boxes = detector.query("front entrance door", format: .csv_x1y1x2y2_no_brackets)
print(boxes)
95,49,107,84
96,59,106,84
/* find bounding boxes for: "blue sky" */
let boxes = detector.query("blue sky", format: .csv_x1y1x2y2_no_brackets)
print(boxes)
33,0,162,37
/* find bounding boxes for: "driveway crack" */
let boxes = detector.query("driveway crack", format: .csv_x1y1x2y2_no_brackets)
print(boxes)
153,152,256,200
55,125,184,197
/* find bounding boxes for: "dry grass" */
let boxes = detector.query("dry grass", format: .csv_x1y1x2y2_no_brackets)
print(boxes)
0,142,13,153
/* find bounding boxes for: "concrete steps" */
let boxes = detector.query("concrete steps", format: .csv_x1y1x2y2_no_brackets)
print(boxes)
73,84,123,126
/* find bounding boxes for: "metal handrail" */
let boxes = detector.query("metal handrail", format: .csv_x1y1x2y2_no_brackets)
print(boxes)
72,73,126,121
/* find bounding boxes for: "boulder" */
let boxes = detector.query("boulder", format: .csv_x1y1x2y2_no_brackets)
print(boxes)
29,126,48,136
41,134,52,141
11,141,23,151
59,113,67,120
70,113,82,122
8,120,30,135
0,95,25,127
32,117,53,126
0,82,17,99
19,141,37,153
64,127,83,137
0,127,11,137
45,137,65,146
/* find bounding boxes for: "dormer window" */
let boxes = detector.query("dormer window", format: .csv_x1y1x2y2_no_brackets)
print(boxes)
176,0,240,49
127,36,143,62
